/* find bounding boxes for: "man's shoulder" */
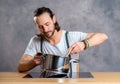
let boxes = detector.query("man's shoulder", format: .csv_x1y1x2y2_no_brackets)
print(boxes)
29,35,41,42
62,30,79,34
62,30,87,38
66,30,83,35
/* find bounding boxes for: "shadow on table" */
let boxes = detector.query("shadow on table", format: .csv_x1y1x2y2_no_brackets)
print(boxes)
23,72,94,78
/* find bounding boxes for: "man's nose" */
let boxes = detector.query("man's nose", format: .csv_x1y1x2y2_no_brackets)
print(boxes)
43,26,48,32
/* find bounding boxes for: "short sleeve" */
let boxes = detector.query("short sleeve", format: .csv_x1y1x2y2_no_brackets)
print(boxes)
68,31,88,45
24,36,40,57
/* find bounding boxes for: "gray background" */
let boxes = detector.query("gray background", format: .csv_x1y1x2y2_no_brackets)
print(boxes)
0,0,120,72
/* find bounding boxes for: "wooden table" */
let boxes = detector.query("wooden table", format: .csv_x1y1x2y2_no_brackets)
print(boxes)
0,72,120,84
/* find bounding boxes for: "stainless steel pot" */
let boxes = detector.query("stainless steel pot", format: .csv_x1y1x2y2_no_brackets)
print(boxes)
41,54,70,73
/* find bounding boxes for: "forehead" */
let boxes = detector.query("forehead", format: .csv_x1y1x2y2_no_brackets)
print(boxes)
34,12,52,24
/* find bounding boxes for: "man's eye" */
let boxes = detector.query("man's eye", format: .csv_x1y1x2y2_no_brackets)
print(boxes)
46,22,50,26
38,26,43,29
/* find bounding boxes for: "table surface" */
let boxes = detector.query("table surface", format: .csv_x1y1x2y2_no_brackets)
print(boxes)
0,72,120,84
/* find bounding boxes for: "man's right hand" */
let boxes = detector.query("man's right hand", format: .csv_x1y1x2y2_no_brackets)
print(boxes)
33,53,43,65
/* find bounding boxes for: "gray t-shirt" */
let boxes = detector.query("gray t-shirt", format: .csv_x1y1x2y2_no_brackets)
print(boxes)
24,30,87,59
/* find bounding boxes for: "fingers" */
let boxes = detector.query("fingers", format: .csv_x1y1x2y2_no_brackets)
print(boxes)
33,54,42,65
69,42,85,54
68,43,76,54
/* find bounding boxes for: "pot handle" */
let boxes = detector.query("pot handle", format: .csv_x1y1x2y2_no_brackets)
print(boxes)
36,53,46,65
69,59,80,63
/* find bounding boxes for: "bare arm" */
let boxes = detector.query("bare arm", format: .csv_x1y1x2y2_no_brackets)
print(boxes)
86,32,108,47
18,54,42,72
69,32,108,54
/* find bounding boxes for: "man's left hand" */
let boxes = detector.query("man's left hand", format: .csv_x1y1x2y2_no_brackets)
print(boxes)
69,42,85,54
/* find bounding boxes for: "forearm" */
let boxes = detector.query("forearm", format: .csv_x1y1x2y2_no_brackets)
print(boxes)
68,33,108,54
18,59,37,72
87,33,108,47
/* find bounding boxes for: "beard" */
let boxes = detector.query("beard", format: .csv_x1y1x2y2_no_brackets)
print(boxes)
42,28,55,38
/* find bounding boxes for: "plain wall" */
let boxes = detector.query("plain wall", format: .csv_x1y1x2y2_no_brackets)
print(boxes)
0,0,120,72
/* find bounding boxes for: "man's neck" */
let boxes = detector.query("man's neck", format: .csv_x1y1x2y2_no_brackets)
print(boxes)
45,30,62,45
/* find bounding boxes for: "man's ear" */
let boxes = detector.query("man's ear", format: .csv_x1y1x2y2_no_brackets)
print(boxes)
52,15,56,24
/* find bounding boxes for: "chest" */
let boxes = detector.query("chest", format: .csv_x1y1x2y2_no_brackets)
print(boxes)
41,36,68,57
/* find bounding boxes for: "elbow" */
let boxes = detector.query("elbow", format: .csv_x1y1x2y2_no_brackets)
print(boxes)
18,67,28,73
18,67,23,73
17,64,28,73
17,66,24,73
102,33,108,41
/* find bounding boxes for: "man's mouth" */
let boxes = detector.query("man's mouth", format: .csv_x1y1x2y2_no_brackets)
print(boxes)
44,31,53,37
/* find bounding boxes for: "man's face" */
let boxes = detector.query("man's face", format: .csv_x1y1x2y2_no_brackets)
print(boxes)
35,13,56,38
